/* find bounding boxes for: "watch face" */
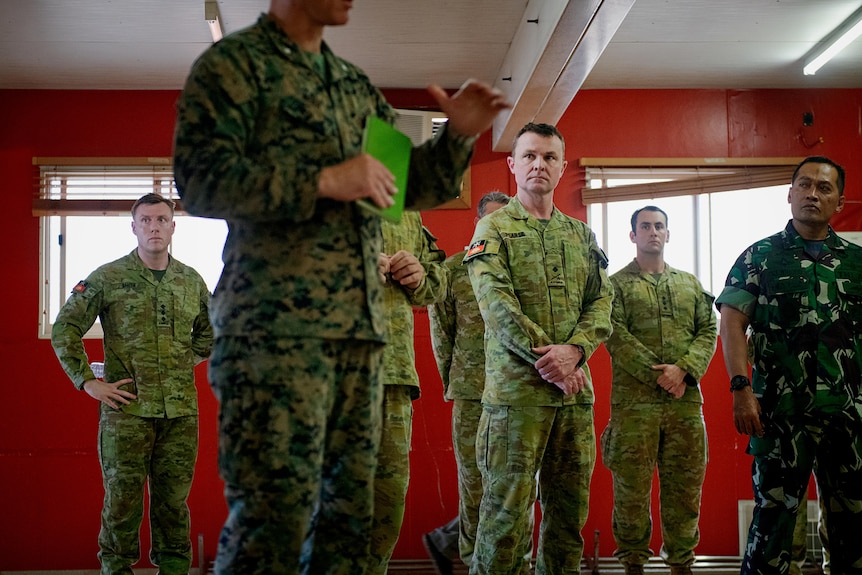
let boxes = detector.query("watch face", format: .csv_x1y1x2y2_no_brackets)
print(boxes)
730,375,751,391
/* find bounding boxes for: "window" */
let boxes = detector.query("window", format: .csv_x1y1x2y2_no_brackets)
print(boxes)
35,159,227,338
583,159,802,297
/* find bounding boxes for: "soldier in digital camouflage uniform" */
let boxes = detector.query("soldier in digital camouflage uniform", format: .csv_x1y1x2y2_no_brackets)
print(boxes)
717,156,862,575
171,1,509,573
423,192,515,575
464,123,613,575
51,193,213,575
366,211,448,573
601,206,717,575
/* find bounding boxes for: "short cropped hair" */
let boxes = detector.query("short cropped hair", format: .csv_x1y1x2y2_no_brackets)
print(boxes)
630,205,668,233
791,156,845,195
478,191,510,218
132,193,176,218
511,122,565,157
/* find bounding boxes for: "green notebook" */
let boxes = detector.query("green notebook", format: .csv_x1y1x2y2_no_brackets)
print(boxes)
357,116,412,223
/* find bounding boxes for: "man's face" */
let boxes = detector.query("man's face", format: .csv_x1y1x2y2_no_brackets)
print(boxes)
788,162,844,228
298,0,353,26
507,132,567,197
131,202,175,257
630,210,669,256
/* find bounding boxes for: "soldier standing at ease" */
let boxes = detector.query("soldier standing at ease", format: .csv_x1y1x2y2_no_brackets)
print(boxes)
601,206,717,575
51,193,213,575
465,123,613,575
717,156,862,575
367,211,448,574
423,191,514,575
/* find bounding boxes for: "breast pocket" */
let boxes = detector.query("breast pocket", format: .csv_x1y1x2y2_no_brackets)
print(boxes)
506,235,548,305
172,288,201,346
762,271,810,326
837,271,862,329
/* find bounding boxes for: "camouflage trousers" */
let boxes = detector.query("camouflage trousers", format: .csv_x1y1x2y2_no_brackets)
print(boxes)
790,481,830,575
97,409,197,575
600,402,707,567
426,399,533,569
742,409,862,575
366,385,414,575
453,398,484,565
472,404,595,575
209,336,384,575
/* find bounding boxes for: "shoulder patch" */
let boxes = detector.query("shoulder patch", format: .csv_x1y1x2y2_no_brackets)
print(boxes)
466,240,487,257
72,281,89,294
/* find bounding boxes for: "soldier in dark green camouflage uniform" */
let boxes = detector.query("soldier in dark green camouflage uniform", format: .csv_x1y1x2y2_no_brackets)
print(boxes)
717,156,862,575
601,206,717,575
51,194,213,575
465,123,613,575
367,211,447,573
172,2,509,574
424,192,513,575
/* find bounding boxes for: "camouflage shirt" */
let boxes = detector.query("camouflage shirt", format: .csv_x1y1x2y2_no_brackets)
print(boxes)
381,212,447,398
51,250,213,418
429,249,486,401
716,221,862,419
173,13,472,343
607,259,717,405
464,197,614,407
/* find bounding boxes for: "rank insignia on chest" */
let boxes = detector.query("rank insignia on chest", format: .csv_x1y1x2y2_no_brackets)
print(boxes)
466,240,487,257
72,281,89,294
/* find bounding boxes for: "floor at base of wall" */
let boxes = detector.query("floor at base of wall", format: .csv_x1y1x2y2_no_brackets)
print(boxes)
390,556,826,574
0,556,828,575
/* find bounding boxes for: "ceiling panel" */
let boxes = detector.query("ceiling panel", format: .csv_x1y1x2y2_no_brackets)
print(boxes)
0,0,860,92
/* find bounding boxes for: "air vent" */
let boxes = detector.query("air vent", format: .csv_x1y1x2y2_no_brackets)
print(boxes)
394,109,447,145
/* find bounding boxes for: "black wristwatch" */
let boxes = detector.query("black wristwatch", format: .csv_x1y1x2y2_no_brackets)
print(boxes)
730,375,751,392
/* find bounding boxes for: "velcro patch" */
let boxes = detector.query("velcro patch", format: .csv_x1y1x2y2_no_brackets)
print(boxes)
72,281,89,294
466,240,487,257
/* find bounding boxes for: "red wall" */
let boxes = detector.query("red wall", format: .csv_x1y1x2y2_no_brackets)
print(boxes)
1,88,860,570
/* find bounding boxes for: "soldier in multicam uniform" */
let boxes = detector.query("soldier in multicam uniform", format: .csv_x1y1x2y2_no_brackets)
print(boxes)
601,205,717,575
423,191,512,575
51,193,213,575
367,211,448,573
171,1,509,573
717,156,862,575
464,123,613,575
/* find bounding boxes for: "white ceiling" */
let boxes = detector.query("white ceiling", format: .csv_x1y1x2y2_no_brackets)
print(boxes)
1,0,861,93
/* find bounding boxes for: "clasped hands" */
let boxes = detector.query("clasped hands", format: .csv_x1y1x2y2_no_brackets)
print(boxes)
532,344,586,396
378,250,424,290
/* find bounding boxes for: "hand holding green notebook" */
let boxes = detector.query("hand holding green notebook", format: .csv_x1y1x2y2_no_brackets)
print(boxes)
357,116,412,223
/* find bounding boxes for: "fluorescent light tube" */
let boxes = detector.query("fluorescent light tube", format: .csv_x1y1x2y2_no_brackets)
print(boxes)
803,6,862,75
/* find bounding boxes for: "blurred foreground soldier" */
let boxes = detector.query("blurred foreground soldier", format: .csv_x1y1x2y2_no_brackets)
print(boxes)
717,156,862,575
51,193,213,575
367,212,447,573
423,191,516,575
465,123,613,575
172,0,509,573
602,206,717,575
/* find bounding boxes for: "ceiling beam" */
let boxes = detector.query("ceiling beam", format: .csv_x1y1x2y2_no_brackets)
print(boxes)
491,0,636,152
